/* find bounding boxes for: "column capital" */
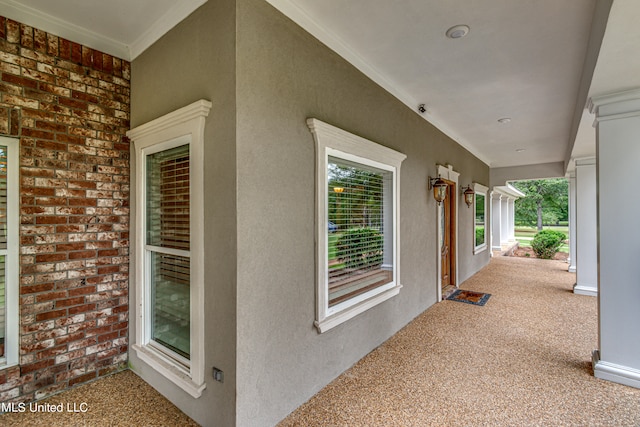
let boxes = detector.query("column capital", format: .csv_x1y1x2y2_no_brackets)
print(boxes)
575,157,596,167
589,88,640,122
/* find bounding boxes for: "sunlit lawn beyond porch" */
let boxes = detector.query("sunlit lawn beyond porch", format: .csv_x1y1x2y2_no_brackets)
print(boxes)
515,226,569,253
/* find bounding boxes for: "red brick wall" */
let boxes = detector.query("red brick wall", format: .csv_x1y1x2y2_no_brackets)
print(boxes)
0,17,130,402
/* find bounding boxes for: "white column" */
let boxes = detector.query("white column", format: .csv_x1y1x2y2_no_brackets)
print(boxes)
574,157,597,296
591,89,640,389
491,192,502,250
507,197,516,242
500,197,509,246
567,172,577,273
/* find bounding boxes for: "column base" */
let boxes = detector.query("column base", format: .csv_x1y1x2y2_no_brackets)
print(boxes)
592,350,640,389
568,265,576,273
573,283,597,296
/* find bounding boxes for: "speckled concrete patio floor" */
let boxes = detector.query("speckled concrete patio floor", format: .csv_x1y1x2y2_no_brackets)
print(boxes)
279,257,640,426
0,369,198,427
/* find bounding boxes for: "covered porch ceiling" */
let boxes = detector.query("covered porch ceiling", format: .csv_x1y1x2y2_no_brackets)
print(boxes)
3,0,639,174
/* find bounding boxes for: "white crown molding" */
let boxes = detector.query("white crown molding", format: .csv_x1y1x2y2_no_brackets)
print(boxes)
265,0,413,110
0,0,130,59
574,156,596,166
265,0,490,167
129,0,208,60
589,88,640,111
589,88,640,121
0,0,208,61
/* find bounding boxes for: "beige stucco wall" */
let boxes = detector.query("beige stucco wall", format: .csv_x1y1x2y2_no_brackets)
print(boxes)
235,1,490,425
129,1,237,426
130,0,490,425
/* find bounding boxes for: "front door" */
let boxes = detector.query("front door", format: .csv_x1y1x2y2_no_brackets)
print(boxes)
440,180,456,297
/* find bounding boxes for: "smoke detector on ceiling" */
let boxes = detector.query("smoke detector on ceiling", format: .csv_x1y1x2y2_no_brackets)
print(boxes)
446,25,470,39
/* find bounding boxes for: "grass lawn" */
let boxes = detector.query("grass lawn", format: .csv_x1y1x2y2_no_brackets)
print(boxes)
515,226,569,253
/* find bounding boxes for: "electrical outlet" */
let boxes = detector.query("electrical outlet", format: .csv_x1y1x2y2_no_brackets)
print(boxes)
212,367,224,383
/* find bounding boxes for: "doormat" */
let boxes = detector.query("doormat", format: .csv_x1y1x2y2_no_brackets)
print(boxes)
446,289,491,306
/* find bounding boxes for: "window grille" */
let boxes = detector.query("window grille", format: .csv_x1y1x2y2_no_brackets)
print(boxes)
327,157,392,306
146,144,191,360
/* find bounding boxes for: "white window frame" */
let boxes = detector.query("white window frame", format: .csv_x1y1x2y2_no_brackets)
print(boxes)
128,100,211,398
307,118,406,333
473,183,488,254
0,136,19,370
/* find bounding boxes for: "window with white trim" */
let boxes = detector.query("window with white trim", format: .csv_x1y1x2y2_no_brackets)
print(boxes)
473,183,488,254
307,119,406,333
128,100,211,398
146,142,191,361
0,136,18,369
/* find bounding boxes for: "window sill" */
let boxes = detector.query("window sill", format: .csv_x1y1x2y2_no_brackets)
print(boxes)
132,344,206,398
0,360,18,371
314,283,402,333
474,244,487,255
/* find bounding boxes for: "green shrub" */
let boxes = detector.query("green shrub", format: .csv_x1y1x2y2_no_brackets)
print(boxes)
336,227,383,269
531,230,566,259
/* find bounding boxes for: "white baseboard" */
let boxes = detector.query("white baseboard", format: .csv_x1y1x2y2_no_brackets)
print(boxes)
573,283,597,296
592,350,640,389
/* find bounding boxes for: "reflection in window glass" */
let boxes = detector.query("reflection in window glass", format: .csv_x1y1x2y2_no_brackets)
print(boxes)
475,193,485,248
327,157,392,307
146,144,190,361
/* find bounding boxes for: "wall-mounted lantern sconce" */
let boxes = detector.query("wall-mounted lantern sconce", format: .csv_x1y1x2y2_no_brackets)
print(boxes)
428,176,448,205
461,185,474,207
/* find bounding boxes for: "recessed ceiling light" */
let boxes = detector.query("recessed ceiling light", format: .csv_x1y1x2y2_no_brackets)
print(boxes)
497,117,511,124
516,148,526,153
446,25,470,39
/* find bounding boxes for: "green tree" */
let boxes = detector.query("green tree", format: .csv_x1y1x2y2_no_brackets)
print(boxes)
328,162,384,230
512,179,568,230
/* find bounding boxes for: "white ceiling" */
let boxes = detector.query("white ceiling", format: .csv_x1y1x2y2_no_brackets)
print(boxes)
2,0,639,173
0,0,207,59
268,0,598,169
